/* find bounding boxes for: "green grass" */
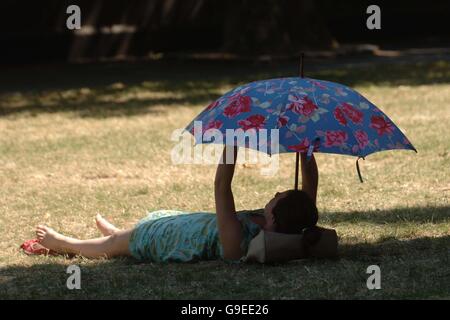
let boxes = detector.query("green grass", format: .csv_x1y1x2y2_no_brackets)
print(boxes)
0,59,449,299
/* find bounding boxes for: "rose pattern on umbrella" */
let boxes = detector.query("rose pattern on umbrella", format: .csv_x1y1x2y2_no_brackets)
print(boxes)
206,100,220,111
311,80,328,90
370,115,394,136
324,130,348,147
341,103,364,124
223,94,252,118
277,114,289,128
189,119,223,135
334,106,347,126
288,137,319,153
354,130,369,149
238,114,266,131
186,77,416,158
204,120,223,132
287,95,318,117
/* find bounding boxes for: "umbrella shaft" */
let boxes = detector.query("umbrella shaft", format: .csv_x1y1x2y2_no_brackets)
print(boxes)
295,152,300,190
295,53,303,190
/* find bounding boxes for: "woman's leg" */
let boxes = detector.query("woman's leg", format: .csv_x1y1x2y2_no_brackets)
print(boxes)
36,225,133,259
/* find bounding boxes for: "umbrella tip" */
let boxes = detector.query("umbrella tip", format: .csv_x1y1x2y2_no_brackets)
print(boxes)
300,53,305,78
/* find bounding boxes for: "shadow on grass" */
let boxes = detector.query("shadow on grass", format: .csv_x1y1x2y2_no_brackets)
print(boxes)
1,205,448,298
1,234,448,299
339,234,449,260
0,91,219,118
1,59,450,118
321,205,450,225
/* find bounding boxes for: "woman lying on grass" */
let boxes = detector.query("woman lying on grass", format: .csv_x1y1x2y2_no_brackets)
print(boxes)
29,146,319,262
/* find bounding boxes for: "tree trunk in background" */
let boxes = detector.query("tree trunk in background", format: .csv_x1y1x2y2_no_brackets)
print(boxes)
222,0,336,54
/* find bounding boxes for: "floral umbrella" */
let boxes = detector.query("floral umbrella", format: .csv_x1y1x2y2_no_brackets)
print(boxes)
185,64,416,185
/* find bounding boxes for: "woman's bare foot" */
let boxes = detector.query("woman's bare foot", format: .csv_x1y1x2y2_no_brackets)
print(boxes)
95,214,120,236
35,225,70,253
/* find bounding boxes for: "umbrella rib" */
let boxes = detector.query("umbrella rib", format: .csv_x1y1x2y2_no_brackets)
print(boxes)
309,80,320,110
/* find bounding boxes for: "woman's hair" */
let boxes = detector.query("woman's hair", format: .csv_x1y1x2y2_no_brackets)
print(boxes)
272,190,321,250
272,190,320,242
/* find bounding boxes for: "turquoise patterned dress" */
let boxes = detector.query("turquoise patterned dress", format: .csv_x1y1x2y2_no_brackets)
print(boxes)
128,210,263,263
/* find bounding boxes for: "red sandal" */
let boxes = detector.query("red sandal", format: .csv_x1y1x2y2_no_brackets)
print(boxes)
20,239,57,256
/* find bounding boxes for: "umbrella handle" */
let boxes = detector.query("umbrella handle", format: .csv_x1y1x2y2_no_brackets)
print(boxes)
294,152,300,190
307,137,321,161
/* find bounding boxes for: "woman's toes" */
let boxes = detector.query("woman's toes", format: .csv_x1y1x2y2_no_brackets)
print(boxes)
36,225,53,239
41,225,52,233
37,225,48,232
36,230,45,240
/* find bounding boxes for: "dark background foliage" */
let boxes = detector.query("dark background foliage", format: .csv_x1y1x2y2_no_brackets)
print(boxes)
1,0,449,64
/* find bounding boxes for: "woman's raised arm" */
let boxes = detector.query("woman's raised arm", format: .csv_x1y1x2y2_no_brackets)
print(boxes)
214,146,244,260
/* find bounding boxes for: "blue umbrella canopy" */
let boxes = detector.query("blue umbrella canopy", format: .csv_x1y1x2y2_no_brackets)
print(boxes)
186,72,416,184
